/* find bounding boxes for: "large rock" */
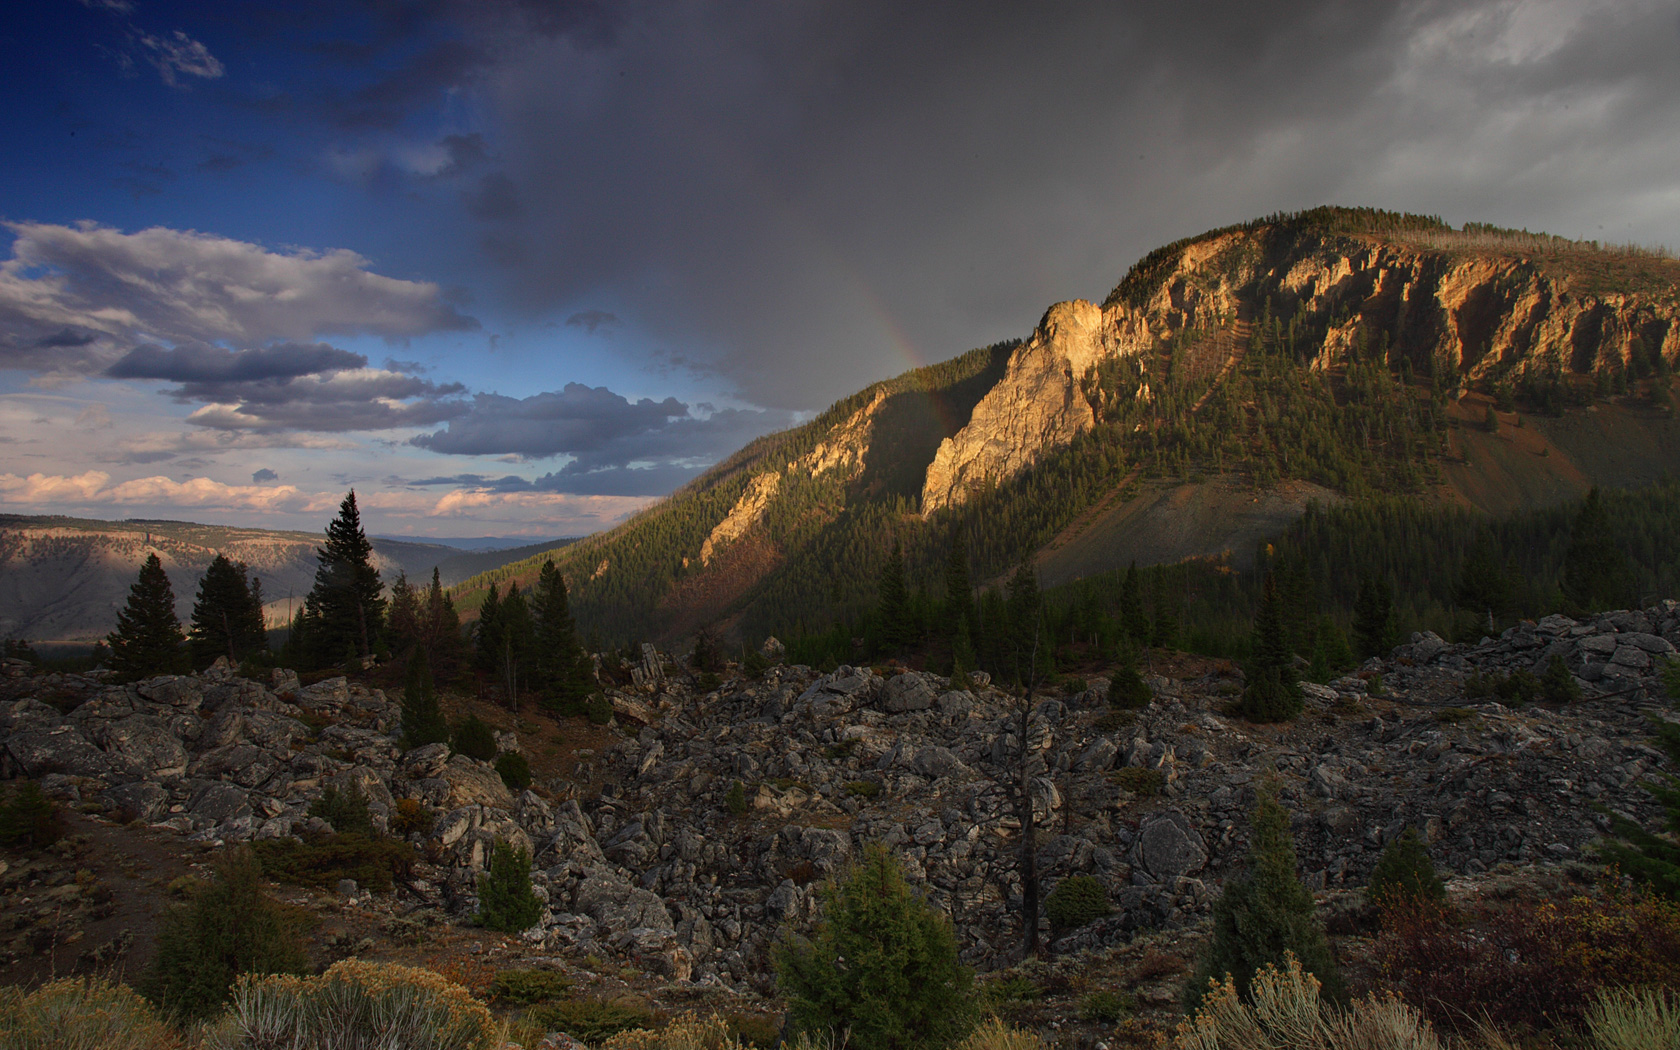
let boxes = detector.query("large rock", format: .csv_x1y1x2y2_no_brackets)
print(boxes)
4,725,113,778
191,744,282,789
572,864,674,932
135,676,204,711
95,715,188,777
189,782,252,824
1131,811,1208,883
104,780,169,822
882,673,938,713
440,754,515,809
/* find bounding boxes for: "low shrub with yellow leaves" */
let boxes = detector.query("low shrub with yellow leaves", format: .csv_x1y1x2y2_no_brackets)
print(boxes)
953,1017,1046,1050
599,1011,743,1050
201,958,500,1050
0,978,180,1050
1176,952,1440,1050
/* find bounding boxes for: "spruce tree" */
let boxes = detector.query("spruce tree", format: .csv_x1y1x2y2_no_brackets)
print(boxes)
1367,827,1447,906
494,583,534,709
398,646,450,750
189,554,266,667
944,532,974,639
422,567,466,679
1561,488,1636,614
1241,575,1302,722
302,491,384,666
877,539,911,653
108,553,187,681
1598,714,1680,899
1188,785,1343,1008
476,841,543,932
1353,572,1393,660
774,843,976,1050
531,560,591,717
1119,561,1150,644
385,571,421,656
475,582,503,677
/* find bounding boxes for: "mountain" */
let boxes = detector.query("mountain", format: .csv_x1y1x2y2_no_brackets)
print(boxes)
455,206,1680,645
0,515,577,645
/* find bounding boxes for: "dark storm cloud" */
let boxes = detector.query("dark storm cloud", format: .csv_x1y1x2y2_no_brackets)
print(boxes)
372,0,1680,411
106,342,367,384
409,383,687,458
565,310,620,334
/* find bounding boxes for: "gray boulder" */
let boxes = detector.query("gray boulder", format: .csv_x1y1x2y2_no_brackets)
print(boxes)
1131,811,1208,883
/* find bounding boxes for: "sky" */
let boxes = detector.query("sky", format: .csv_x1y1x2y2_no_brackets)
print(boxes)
2,0,1679,539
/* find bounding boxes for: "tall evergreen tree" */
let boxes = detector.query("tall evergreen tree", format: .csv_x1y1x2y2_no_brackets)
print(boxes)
301,491,384,665
385,571,422,655
493,584,535,710
1353,571,1393,660
188,555,267,668
944,532,974,639
1188,784,1343,1008
1004,562,1045,686
422,567,465,678
1456,531,1515,628
108,553,187,681
531,560,592,716
475,582,503,677
398,646,450,750
1119,561,1150,643
877,538,911,653
1241,574,1303,722
1561,487,1636,613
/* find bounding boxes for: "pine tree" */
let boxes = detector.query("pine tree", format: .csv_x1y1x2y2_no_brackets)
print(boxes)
1307,616,1354,684
385,571,421,656
1119,561,1150,644
1353,572,1393,660
189,555,266,668
1561,488,1636,614
494,584,534,710
944,532,974,639
1241,575,1303,722
774,844,976,1050
108,553,187,681
1367,827,1446,906
422,567,466,679
1005,563,1045,686
877,539,911,653
531,560,592,717
1456,531,1514,628
1188,785,1343,1008
1149,573,1179,649
1598,714,1680,899
1109,641,1153,709
398,646,449,750
302,491,385,666
475,582,503,678
476,841,543,932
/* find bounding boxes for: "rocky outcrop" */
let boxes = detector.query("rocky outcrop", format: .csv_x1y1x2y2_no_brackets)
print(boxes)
2,599,1677,992
921,225,1680,514
699,473,781,567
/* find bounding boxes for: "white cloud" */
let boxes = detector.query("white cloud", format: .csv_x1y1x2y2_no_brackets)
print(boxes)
0,471,324,513
138,29,224,86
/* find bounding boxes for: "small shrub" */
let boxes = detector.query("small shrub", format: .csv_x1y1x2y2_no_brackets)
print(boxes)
844,780,882,799
0,780,61,849
949,668,975,693
1499,668,1540,705
954,1018,1045,1050
1093,709,1136,733
1045,875,1111,933
1585,987,1680,1050
252,830,413,892
489,967,572,1004
308,784,374,836
1110,767,1165,797
726,780,749,815
1660,655,1680,700
695,671,722,693
742,648,771,679
1064,677,1088,696
529,997,659,1044
495,751,533,792
1366,673,1385,697
977,974,1042,1008
601,1010,744,1050
1542,655,1582,704
203,959,498,1050
452,715,497,762
0,978,182,1050
1464,671,1498,700
391,798,436,838
1176,954,1440,1050
1079,989,1134,1024
477,840,542,933
727,1013,782,1049
586,693,614,725
140,848,305,1023
1434,707,1477,724
1367,827,1446,907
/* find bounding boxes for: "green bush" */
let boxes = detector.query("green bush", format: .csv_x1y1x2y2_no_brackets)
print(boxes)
452,715,498,762
601,1010,748,1050
976,974,1042,1009
477,840,542,933
1111,767,1166,797
391,798,436,838
495,752,533,792
252,830,413,893
202,959,499,1050
139,848,305,1023
1542,655,1583,704
844,780,882,799
529,997,659,1044
1044,875,1111,933
1078,989,1134,1024
774,843,976,1050
726,780,749,815
0,780,61,849
489,968,572,1005
308,784,374,836
1660,656,1680,701
1187,785,1343,1010
742,648,771,679
1367,827,1446,907
0,977,182,1050
586,694,614,725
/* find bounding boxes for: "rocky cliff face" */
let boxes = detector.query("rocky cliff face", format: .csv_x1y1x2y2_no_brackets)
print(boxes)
922,226,1680,514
